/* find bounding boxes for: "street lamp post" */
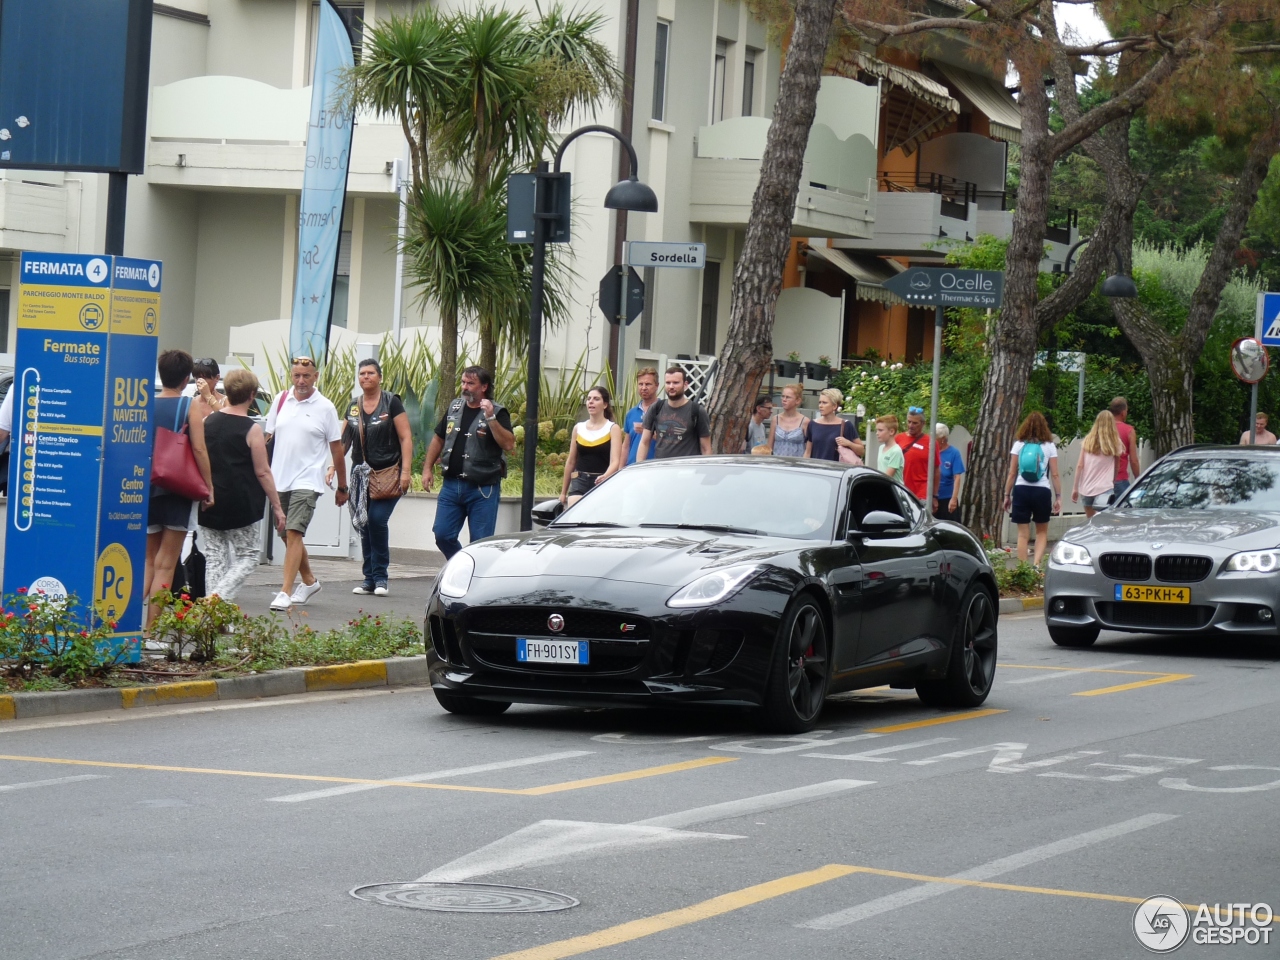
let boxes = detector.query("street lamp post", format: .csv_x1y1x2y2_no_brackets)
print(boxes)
519,125,657,531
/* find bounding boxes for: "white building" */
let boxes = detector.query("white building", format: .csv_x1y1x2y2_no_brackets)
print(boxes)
0,0,1067,378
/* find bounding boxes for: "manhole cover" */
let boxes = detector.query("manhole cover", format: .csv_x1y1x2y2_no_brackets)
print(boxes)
350,881,579,913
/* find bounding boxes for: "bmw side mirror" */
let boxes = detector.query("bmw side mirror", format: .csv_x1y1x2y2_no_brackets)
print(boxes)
852,510,912,538
532,499,564,527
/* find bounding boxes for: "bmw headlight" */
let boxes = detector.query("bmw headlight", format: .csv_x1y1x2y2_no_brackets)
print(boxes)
1050,541,1093,567
1224,550,1280,573
438,552,475,598
668,565,762,608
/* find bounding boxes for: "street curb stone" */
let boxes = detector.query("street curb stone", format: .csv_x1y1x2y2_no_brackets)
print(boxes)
0,655,430,722
999,596,1044,614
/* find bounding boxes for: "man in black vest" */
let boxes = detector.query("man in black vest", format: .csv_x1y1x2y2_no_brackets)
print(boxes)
422,365,515,559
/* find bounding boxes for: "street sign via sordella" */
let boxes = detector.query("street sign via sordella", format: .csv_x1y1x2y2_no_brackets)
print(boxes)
883,267,1005,309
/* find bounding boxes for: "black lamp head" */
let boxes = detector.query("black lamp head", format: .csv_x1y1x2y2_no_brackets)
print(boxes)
604,176,658,213
1100,273,1138,298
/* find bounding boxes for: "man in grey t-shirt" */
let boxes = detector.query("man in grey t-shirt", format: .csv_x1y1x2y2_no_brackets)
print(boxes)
637,366,712,460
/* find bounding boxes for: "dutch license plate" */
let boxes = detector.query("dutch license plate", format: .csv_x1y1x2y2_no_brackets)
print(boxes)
1114,584,1190,604
517,638,589,665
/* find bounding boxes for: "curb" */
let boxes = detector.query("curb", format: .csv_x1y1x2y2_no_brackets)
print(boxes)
999,596,1044,615
0,656,430,722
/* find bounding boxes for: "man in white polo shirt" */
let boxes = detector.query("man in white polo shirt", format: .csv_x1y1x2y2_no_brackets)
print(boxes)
264,357,347,611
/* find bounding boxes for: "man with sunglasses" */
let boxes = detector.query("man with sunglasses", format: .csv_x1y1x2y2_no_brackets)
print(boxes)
263,356,347,611
895,406,940,505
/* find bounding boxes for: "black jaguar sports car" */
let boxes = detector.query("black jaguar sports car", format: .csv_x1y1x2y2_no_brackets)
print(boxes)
425,456,999,732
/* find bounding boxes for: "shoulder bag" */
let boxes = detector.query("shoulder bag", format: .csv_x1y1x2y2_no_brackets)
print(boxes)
837,420,862,465
360,395,402,500
151,396,211,501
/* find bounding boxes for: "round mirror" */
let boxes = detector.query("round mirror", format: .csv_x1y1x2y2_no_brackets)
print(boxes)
1230,337,1270,384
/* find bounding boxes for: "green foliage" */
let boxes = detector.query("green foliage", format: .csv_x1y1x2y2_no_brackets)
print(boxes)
0,590,125,685
237,613,421,672
150,591,245,663
982,539,1046,596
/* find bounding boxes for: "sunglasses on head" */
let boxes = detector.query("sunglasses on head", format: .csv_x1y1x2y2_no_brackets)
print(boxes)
292,357,316,367
908,406,924,415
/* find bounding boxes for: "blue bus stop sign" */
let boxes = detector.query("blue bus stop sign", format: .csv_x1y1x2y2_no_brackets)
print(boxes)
1260,293,1280,347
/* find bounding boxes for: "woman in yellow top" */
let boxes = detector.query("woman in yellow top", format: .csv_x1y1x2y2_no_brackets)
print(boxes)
560,385,626,506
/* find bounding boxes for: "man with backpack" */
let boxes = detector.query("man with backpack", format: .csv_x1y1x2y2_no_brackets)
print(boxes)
636,366,712,461
1002,411,1060,566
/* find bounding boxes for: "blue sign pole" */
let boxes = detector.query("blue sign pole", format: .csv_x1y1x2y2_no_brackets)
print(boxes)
2,252,160,660
289,0,356,361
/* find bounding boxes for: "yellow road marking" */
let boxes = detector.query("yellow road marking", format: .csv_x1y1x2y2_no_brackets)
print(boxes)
839,865,1147,905
519,757,735,795
489,865,857,960
1072,674,1194,697
868,708,1006,733
0,754,734,796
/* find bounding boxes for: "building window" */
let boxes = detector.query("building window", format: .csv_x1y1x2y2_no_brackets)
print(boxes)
308,0,364,79
712,40,727,123
652,20,670,122
331,230,352,329
742,48,757,117
699,261,721,356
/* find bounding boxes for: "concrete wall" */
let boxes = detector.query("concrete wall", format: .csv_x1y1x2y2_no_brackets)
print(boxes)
206,0,299,88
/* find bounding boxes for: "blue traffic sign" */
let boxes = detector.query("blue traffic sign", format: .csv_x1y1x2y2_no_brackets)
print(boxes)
1260,293,1280,346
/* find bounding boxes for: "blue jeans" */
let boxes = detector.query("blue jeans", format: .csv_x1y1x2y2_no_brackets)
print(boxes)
360,495,399,585
434,477,501,559
1114,478,1131,498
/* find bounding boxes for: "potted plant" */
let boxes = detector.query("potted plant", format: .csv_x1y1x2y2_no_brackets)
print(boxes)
807,355,833,380
775,351,802,378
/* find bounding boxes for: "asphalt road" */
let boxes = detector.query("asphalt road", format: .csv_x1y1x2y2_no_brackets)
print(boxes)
2,613,1278,960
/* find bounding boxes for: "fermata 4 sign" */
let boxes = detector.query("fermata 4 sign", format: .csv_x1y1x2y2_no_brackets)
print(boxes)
883,267,1005,308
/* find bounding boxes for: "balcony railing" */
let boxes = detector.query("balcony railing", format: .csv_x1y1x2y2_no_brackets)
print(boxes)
1045,207,1079,245
879,172,976,220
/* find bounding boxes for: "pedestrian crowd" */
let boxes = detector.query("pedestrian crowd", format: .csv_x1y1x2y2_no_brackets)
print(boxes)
135,349,1222,615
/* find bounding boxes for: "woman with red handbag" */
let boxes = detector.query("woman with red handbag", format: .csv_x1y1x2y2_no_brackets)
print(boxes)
143,350,215,630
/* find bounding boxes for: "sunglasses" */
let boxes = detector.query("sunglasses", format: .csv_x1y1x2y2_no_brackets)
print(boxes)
908,406,924,415
291,357,316,367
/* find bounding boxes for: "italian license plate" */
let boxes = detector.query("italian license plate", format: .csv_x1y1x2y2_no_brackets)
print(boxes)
517,638,589,665
1114,584,1190,604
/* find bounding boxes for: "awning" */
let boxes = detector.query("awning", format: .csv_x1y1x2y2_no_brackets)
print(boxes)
804,245,906,305
933,63,1022,144
833,51,959,155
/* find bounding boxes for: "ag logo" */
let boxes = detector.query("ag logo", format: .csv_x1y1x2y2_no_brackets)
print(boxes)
143,307,157,334
94,542,133,624
547,613,565,633
85,258,109,284
79,302,105,330
910,273,931,290
1134,896,1190,953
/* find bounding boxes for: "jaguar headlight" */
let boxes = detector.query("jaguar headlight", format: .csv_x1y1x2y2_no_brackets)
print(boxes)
667,565,762,608
438,552,476,598
1224,550,1280,573
1050,541,1093,568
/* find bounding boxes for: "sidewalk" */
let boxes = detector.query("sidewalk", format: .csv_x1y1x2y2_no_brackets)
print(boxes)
234,557,441,631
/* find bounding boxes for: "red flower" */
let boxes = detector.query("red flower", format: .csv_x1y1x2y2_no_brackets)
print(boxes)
79,630,88,638
16,587,26,594
28,604,38,612
108,620,118,629
175,611,185,621
4,612,12,620
180,593,190,601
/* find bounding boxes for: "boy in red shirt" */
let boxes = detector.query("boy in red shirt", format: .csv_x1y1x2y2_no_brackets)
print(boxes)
896,407,940,502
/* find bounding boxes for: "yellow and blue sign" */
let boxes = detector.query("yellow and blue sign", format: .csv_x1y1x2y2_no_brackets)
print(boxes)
2,252,161,660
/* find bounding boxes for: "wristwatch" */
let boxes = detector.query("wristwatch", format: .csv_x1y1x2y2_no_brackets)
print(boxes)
337,486,348,494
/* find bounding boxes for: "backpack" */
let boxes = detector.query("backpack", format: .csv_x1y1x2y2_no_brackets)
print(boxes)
1018,441,1046,483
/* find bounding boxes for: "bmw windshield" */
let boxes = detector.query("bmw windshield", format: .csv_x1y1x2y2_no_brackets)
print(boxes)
1124,457,1280,511
553,462,842,540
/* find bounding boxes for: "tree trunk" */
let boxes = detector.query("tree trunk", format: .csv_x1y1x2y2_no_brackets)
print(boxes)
705,0,838,453
961,53,1052,542
438,303,458,421
479,313,497,379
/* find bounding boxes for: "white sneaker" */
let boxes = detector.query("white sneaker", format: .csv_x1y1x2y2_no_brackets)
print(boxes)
374,583,389,597
269,591,292,611
291,580,323,604
353,584,374,595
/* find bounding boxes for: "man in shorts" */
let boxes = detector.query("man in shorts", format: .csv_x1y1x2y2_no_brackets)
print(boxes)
264,357,347,611
894,406,940,502
1110,397,1140,497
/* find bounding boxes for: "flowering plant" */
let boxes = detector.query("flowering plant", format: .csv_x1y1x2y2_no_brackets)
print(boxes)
150,590,246,662
0,589,123,684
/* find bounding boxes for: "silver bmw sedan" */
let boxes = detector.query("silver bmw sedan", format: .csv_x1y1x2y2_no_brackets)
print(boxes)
1044,445,1280,647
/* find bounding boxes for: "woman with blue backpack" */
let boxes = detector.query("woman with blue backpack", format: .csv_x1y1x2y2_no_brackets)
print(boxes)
1002,411,1060,565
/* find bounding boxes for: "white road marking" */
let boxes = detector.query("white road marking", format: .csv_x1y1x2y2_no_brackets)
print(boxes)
265,751,594,803
799,813,1180,930
0,774,106,793
903,742,1029,767
717,733,883,754
418,820,743,883
634,779,875,830
802,737,957,762
1161,765,1280,793
592,733,726,744
989,750,1104,774
1004,659,1140,684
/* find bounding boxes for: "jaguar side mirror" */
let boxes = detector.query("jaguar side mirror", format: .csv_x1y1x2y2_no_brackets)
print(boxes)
851,510,911,538
531,499,565,527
